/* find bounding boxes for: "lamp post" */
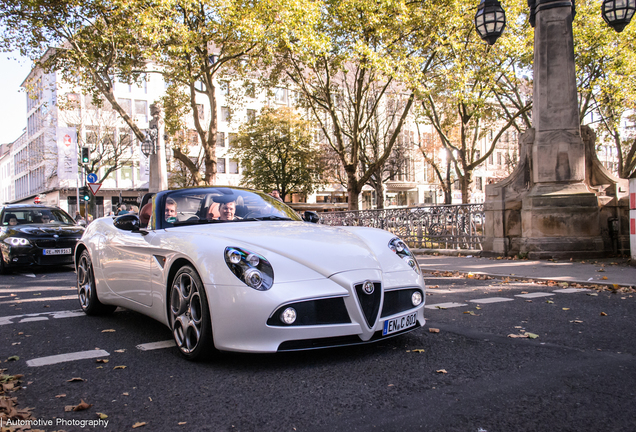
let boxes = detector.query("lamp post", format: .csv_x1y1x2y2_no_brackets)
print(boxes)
479,0,632,258
142,105,168,193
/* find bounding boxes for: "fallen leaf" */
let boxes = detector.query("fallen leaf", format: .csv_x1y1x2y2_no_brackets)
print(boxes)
55,394,66,398
526,333,539,339
101,329,116,333
178,422,187,425
436,369,448,374
123,392,129,396
587,293,598,296
67,377,85,382
508,334,528,338
96,359,109,363
570,320,584,323
602,276,608,280
546,300,554,304
435,306,447,310
114,349,126,353
97,412,108,420
562,308,570,311
412,349,425,353
7,356,19,361
113,365,127,370
74,400,92,411
600,312,608,316
388,384,394,387
521,291,528,294
428,328,440,333
132,422,147,428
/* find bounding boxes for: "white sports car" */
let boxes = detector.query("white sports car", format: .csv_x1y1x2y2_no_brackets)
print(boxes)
75,187,426,360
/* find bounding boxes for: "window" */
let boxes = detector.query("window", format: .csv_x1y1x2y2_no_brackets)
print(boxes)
217,132,225,147
274,88,287,104
195,104,204,120
189,130,199,147
135,100,147,116
488,153,493,165
229,159,239,174
219,81,229,96
117,98,132,116
228,133,237,147
476,177,483,191
497,152,502,165
221,107,230,122
245,83,256,98
247,109,256,123
121,165,133,180
217,158,226,174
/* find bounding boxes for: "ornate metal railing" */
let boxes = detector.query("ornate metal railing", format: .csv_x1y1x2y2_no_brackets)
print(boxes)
320,203,485,250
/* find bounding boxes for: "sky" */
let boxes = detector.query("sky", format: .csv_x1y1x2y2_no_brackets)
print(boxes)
0,51,33,144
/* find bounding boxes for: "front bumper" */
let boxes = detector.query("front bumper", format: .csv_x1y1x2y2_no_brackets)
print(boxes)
206,269,426,353
1,242,76,268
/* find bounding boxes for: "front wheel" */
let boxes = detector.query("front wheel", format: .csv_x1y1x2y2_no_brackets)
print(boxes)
77,250,116,315
169,265,217,361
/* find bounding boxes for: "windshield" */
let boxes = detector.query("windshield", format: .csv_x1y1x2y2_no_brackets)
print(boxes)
160,187,301,227
1,208,76,226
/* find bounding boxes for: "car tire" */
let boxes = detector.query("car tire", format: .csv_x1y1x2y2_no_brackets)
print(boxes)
169,265,217,361
0,254,10,275
77,250,116,315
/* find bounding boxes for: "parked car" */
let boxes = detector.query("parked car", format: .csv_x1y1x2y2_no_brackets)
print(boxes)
75,186,426,360
0,204,84,274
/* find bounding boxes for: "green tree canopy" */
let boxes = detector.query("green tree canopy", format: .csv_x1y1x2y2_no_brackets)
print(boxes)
230,107,324,200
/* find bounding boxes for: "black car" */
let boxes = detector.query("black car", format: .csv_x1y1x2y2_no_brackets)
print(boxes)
0,204,84,274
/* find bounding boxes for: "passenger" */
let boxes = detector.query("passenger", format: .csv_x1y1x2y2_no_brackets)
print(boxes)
41,214,52,223
165,198,178,221
269,190,283,202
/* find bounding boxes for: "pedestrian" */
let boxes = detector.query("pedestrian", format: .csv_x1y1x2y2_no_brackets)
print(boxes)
74,211,82,222
269,190,283,202
118,204,129,215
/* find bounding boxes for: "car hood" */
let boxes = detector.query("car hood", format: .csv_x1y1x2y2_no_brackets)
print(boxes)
167,221,384,277
11,225,84,237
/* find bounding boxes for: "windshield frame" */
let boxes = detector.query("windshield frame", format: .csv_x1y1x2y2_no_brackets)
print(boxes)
152,186,301,230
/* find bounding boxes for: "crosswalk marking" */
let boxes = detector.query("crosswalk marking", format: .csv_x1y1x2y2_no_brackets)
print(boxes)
514,292,554,299
27,349,110,367
425,302,468,309
469,297,514,304
136,340,175,351
552,288,591,293
0,309,92,326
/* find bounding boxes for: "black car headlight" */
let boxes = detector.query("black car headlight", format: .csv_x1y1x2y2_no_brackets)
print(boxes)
388,237,420,274
224,247,274,291
3,237,32,247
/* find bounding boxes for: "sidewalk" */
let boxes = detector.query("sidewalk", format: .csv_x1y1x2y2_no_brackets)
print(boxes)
414,254,636,288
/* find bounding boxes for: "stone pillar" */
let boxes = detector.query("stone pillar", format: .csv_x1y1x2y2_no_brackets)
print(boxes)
148,104,168,193
483,0,629,259
630,178,636,262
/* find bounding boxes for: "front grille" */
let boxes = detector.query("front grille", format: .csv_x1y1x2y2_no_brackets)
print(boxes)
267,297,350,326
381,288,423,318
34,238,78,249
277,326,417,351
354,281,382,328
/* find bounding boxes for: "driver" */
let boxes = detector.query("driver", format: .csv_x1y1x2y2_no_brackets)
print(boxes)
219,201,239,221
165,198,178,221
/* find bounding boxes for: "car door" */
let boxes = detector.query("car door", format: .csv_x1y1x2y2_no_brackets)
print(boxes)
99,224,155,307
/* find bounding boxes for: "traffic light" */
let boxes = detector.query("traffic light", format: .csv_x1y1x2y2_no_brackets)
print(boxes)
80,186,90,202
81,147,90,164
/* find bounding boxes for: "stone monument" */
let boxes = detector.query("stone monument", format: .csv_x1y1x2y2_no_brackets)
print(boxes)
483,0,630,258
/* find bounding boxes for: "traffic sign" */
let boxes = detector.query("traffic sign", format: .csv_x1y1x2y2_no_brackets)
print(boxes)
34,196,41,204
88,183,102,195
87,173,98,183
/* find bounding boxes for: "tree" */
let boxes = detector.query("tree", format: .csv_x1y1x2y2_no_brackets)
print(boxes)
230,107,324,200
573,0,636,178
417,0,533,203
274,0,455,210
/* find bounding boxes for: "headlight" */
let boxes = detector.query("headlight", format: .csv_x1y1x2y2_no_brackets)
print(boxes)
224,247,274,291
3,237,32,247
388,237,420,274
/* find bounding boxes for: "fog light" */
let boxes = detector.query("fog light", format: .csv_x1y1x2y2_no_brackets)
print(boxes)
281,307,297,324
244,268,263,290
411,291,423,306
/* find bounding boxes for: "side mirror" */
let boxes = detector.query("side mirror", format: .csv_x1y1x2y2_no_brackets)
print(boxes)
114,214,141,232
303,211,320,223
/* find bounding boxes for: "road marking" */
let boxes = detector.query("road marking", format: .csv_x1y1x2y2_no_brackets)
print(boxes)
514,292,554,299
27,349,110,367
425,302,467,309
19,317,49,323
0,309,86,326
136,340,175,351
553,288,591,293
469,297,514,304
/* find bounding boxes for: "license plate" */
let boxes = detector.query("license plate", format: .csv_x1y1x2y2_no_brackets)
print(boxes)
43,248,72,256
383,312,417,336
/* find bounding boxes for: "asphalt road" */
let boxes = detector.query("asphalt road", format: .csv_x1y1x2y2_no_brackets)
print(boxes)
1,267,635,432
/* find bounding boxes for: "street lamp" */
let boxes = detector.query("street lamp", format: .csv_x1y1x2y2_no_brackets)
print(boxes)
141,125,157,157
602,0,636,32
475,0,635,44
474,0,506,46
